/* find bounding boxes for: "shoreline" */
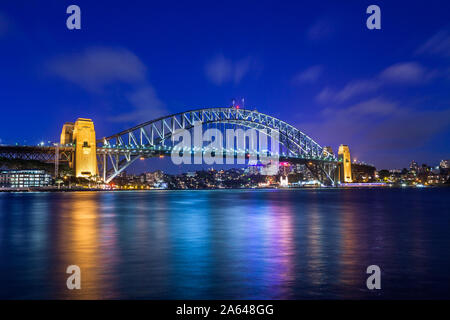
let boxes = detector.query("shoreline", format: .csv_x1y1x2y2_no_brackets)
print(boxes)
1,185,448,193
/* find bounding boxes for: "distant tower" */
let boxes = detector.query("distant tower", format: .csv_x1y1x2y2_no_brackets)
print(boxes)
338,145,352,183
440,160,449,169
409,160,419,172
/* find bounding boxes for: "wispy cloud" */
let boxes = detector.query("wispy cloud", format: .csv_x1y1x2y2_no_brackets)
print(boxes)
306,19,334,41
293,65,323,84
379,62,435,84
322,98,400,117
317,62,435,103
47,47,147,92
416,29,450,57
317,80,380,104
336,80,380,103
47,47,166,124
205,54,257,85
108,86,166,123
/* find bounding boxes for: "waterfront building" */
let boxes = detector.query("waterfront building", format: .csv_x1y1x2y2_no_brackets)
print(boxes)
427,173,440,185
351,163,376,182
280,176,288,187
440,160,449,169
0,169,52,188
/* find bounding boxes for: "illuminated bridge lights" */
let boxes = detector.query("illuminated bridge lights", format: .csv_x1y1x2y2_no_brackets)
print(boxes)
2,107,339,185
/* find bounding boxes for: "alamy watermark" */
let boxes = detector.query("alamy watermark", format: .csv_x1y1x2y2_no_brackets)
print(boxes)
65,5,380,31
366,5,381,30
366,265,381,290
66,265,81,290
170,122,280,174
66,5,81,30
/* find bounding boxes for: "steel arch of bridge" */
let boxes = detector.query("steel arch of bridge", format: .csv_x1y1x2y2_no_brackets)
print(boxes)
97,107,337,183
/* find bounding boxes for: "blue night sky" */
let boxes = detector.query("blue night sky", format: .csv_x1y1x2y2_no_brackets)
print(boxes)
0,0,449,170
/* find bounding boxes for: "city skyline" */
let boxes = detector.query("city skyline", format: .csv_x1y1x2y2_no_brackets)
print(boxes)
0,0,449,170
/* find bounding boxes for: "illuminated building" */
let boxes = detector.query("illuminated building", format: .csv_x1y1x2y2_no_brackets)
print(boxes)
351,163,376,182
338,144,352,183
440,160,449,169
280,176,288,187
0,170,51,188
60,118,98,178
409,160,419,172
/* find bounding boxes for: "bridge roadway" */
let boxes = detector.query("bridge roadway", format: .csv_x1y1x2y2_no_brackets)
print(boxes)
0,144,337,163
0,145,74,162
0,144,338,186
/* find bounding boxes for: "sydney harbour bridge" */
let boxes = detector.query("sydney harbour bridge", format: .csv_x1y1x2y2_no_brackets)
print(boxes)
0,107,344,186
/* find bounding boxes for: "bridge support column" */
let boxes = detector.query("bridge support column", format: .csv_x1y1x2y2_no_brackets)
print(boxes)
54,143,59,178
60,118,98,178
338,145,352,183
304,161,338,186
103,153,106,182
73,118,98,178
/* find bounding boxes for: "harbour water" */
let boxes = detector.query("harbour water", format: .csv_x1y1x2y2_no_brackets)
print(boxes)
0,188,449,299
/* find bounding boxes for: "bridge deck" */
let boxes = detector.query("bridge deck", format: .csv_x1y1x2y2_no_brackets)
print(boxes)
0,145,74,162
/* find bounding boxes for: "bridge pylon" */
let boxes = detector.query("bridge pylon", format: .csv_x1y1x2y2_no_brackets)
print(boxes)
60,118,98,178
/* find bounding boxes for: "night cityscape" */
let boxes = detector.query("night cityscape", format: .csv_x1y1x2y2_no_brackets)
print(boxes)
1,147,449,190
1,0,450,313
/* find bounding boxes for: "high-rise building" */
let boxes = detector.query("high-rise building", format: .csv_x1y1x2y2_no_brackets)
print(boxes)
338,145,352,183
409,160,419,172
440,160,449,169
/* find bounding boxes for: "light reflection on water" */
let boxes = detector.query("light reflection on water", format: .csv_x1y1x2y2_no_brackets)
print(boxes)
0,188,449,299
